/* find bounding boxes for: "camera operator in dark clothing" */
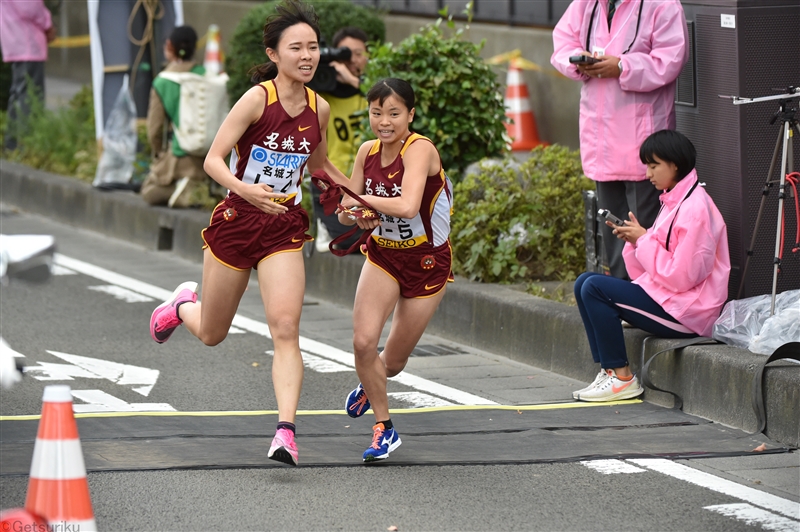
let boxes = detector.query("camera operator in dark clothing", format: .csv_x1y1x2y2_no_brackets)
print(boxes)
310,27,369,253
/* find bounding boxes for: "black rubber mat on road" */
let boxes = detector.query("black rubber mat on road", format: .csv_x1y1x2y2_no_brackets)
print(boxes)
0,403,789,474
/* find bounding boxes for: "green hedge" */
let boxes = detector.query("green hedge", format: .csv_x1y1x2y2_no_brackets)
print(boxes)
451,145,593,284
362,13,508,178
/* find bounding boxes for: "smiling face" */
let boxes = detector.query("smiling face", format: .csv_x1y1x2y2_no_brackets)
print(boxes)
369,94,414,144
266,22,320,83
645,154,680,191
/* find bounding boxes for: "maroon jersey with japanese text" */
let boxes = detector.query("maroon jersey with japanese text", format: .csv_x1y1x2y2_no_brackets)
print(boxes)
230,80,322,206
362,133,452,249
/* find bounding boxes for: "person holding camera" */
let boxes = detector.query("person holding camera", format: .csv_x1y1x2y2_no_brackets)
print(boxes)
312,27,369,253
550,0,688,280
572,130,730,402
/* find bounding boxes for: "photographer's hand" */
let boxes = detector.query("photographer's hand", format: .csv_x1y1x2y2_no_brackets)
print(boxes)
330,61,360,89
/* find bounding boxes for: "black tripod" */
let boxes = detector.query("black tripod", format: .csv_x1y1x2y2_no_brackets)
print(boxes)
734,89,800,314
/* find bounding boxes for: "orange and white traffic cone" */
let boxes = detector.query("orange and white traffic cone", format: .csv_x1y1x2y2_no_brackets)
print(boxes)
25,385,97,531
204,24,223,77
504,60,546,151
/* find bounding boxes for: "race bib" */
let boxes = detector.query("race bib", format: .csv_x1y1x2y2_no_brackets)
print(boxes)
372,212,428,248
241,144,309,204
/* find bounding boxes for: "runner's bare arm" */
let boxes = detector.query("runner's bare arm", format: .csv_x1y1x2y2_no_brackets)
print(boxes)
307,96,330,174
204,87,288,214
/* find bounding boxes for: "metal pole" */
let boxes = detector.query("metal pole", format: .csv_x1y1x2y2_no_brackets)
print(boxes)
770,120,790,315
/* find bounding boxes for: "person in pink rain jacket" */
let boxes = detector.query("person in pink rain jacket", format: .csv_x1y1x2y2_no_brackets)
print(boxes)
572,130,730,403
0,0,56,150
551,0,688,280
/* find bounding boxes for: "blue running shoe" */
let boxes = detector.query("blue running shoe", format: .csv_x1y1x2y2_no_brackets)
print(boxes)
363,423,401,462
345,383,370,418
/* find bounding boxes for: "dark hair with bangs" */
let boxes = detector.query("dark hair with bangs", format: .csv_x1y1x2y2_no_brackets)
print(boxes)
249,0,321,83
366,78,415,112
639,129,697,181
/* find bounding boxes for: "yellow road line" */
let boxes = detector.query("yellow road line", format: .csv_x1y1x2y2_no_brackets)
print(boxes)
0,400,641,422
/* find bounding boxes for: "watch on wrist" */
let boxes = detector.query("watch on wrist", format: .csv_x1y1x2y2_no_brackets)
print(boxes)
618,60,623,73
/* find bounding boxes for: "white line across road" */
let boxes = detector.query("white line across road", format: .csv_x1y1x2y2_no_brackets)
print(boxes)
54,254,497,407
629,459,800,520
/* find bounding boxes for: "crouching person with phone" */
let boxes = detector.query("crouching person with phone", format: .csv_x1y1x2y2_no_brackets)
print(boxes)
572,130,730,402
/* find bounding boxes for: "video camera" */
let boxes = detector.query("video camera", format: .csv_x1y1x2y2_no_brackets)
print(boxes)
307,46,352,93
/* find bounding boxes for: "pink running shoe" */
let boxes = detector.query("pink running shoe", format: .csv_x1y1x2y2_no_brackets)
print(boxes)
268,428,299,466
149,282,198,344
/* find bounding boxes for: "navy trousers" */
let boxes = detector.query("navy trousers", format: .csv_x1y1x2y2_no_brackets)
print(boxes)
574,272,696,369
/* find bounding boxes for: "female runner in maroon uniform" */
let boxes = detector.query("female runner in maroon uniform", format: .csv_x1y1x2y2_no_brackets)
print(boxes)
148,0,330,467
332,78,454,462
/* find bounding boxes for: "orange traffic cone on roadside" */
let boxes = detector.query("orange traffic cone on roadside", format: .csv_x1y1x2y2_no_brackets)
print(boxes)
25,385,97,531
204,24,223,76
504,60,546,151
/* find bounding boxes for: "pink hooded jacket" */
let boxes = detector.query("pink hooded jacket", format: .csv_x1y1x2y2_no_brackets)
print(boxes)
623,170,730,337
0,0,52,62
551,0,688,182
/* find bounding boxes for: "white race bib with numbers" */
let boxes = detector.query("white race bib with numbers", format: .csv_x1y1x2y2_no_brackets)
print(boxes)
241,144,309,204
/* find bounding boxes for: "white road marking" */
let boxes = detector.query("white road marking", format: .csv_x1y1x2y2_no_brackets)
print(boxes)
629,459,800,520
1,336,26,359
388,391,454,408
266,350,352,373
70,389,175,413
228,326,246,334
705,503,799,532
581,459,646,474
25,351,162,397
88,285,155,303
55,254,498,406
51,264,77,275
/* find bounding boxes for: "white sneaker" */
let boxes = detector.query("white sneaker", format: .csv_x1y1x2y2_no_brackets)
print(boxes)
576,369,643,402
315,219,332,253
572,369,608,399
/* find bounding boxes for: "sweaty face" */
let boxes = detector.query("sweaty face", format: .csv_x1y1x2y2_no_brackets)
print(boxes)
337,36,367,77
266,23,320,83
369,94,414,145
645,154,680,191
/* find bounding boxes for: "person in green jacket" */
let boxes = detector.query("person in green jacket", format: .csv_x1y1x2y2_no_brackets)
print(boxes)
141,25,211,208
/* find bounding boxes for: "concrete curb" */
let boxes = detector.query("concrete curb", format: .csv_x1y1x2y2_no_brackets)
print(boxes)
2,161,798,446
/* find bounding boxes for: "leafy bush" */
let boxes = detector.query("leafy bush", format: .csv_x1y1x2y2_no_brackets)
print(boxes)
362,10,508,178
451,145,593,284
1,84,98,182
225,0,386,103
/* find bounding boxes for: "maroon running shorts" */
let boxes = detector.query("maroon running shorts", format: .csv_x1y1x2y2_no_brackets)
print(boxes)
364,237,454,298
201,194,310,271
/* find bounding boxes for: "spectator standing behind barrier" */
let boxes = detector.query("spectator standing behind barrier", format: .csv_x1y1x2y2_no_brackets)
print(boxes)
0,0,56,151
551,0,688,279
313,26,369,253
572,130,730,402
140,26,211,208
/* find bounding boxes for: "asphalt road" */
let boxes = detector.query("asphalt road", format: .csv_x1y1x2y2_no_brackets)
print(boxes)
1,206,798,531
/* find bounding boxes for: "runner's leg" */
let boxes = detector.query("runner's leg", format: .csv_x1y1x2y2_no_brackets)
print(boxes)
179,249,250,345
352,261,401,423
257,250,306,424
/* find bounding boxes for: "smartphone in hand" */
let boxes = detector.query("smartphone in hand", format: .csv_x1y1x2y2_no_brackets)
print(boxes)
569,55,601,65
598,209,625,227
